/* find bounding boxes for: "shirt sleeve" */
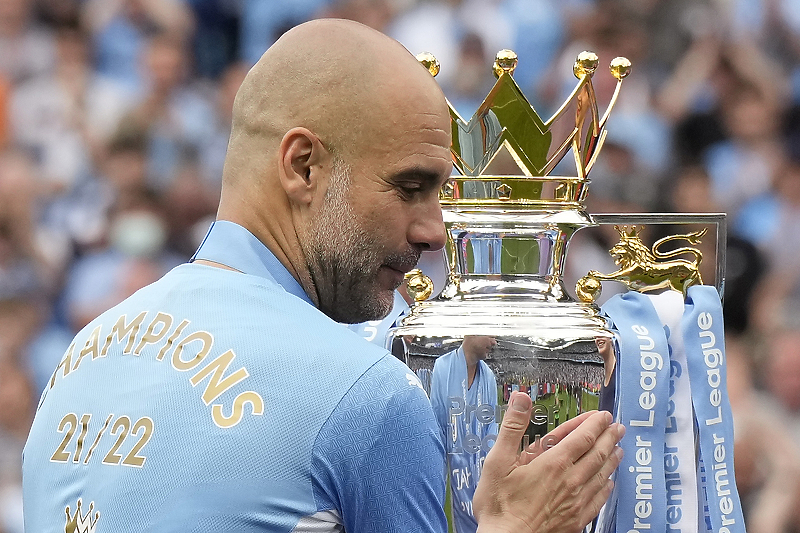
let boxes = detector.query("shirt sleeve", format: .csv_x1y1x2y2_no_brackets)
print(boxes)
310,355,447,533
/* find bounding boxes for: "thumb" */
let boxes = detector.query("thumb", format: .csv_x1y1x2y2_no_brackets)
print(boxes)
487,391,532,464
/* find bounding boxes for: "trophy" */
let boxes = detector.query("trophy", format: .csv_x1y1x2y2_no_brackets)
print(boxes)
388,50,744,533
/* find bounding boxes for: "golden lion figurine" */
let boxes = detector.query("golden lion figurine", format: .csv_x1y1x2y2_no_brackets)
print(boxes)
576,225,706,303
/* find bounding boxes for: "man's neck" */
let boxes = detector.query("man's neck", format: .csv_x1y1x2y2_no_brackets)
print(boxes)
213,205,320,308
193,259,240,272
467,361,478,389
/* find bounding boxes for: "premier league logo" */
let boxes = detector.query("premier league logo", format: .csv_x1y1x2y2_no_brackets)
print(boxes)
64,499,100,533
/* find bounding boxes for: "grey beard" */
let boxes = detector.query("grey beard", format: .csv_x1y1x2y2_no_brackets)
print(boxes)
306,160,396,324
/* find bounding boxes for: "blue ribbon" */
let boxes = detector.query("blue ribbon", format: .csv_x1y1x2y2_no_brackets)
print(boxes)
603,292,670,533
681,286,745,533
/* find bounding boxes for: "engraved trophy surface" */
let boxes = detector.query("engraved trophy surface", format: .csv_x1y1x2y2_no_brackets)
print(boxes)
387,50,631,532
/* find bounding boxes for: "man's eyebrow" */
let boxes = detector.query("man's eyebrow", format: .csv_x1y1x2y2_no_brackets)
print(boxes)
390,167,448,185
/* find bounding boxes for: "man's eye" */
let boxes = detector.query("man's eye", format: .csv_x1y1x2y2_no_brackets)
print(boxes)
398,184,423,198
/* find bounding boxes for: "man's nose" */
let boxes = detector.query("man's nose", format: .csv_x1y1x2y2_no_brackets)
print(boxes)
409,200,446,251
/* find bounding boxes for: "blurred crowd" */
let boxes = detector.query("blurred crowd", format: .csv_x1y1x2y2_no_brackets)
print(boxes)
2,0,800,531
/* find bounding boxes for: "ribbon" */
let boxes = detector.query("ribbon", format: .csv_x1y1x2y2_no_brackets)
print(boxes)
597,286,745,533
602,292,671,533
647,291,699,533
681,285,745,533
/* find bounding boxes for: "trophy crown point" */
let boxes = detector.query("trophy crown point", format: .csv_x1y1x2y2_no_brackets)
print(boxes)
416,52,440,77
493,49,518,77
610,57,632,80
573,51,599,78
445,49,630,204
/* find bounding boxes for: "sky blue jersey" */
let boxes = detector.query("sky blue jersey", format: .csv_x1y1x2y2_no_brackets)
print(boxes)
23,221,447,533
352,305,500,533
430,348,497,533
346,290,409,349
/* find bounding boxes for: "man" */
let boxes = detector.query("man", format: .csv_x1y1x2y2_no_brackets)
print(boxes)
23,19,623,533
430,336,498,533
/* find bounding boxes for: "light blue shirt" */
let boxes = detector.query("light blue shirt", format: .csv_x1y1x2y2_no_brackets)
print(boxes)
431,348,498,533
347,290,409,348
23,220,446,532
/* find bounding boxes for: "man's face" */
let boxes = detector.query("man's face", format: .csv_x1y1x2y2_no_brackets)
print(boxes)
462,335,497,361
306,106,452,324
308,160,414,323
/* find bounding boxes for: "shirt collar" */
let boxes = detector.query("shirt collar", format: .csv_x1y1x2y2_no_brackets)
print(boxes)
191,220,313,306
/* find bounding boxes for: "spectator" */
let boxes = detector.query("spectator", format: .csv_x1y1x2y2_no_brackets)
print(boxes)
704,85,786,218
120,31,217,189
446,32,496,119
0,299,38,533
0,0,55,84
0,147,56,296
184,0,238,79
197,60,247,188
62,192,180,331
239,0,331,65
748,158,800,332
10,21,135,195
726,335,800,533
81,0,194,92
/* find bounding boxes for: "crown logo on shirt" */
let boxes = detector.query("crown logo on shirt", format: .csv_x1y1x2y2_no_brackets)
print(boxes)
65,499,100,533
417,49,631,207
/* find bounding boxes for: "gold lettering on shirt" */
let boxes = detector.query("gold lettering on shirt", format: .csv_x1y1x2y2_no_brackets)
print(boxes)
172,331,213,371
190,349,249,404
40,311,264,428
134,312,173,356
50,342,75,389
157,318,190,361
212,391,265,429
101,312,147,357
73,325,103,371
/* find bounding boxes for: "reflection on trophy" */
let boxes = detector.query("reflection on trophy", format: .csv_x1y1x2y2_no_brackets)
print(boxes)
429,335,497,532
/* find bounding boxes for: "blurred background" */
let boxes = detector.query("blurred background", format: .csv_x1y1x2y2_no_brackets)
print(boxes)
2,0,800,531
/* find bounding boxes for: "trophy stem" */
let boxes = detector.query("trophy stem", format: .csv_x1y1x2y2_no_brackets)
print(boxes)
443,208,592,300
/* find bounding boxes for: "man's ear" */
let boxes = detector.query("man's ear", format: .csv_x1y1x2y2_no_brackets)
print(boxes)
277,127,330,205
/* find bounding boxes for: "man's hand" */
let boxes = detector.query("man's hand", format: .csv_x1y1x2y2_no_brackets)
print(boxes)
473,392,625,533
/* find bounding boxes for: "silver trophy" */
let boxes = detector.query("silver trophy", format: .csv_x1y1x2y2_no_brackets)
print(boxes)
388,50,725,533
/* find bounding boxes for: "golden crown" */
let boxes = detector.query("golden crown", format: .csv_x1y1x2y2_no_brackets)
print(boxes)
64,499,100,533
417,49,631,208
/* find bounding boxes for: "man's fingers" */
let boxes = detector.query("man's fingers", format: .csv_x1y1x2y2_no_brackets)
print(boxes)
487,391,532,464
579,442,624,496
526,410,596,453
597,446,624,482
579,478,615,528
550,410,614,462
570,445,621,530
572,422,625,483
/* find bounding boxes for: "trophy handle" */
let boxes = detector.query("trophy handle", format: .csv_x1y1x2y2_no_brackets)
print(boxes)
576,212,727,302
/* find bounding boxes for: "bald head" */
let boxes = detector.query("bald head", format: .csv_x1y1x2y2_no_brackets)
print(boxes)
215,19,452,321
223,19,447,185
